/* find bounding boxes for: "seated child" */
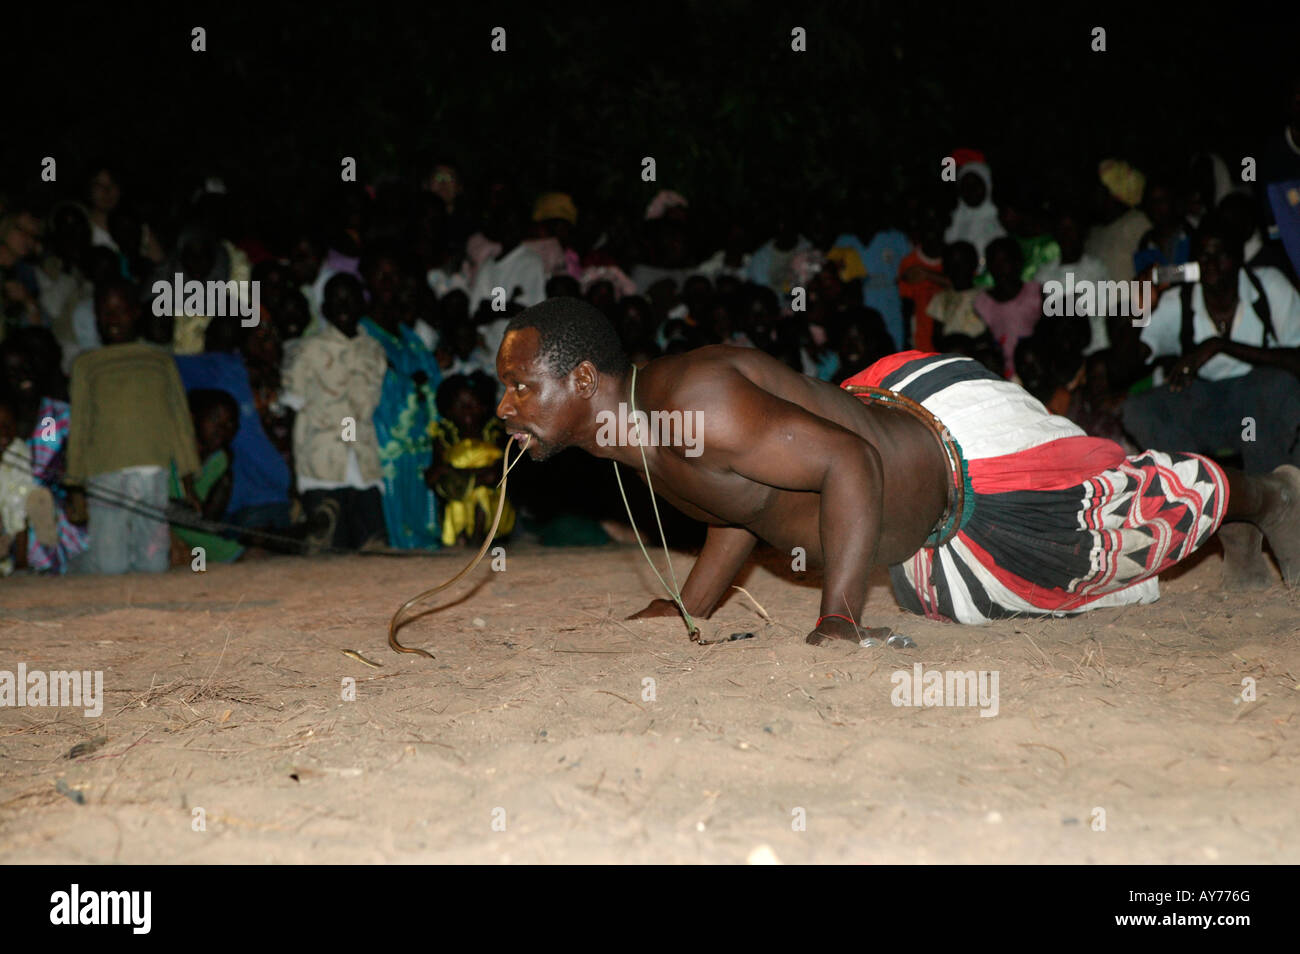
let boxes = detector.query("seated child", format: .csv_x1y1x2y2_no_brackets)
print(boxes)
168,389,244,564
929,241,989,347
426,372,515,547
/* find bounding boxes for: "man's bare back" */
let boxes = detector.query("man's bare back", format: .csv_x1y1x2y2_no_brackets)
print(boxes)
614,345,950,564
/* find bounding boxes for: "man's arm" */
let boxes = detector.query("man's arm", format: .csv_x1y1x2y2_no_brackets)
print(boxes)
702,371,887,644
680,525,758,616
1215,341,1300,377
629,524,757,620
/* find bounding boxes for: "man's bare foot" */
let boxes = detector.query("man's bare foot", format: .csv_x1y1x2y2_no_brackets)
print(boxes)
1218,523,1274,591
805,619,892,647
1258,465,1300,587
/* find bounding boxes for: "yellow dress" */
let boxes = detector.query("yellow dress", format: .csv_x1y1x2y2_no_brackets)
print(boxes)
428,420,516,547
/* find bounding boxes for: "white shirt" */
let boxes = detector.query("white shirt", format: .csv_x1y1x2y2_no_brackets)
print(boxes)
427,266,469,299
1141,266,1300,381
443,349,495,379
280,378,384,494
90,222,119,252
413,318,438,352
294,447,382,493
468,244,546,316
694,249,751,280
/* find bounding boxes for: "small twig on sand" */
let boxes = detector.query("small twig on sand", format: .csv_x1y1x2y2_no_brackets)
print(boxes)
577,606,643,641
593,689,645,711
1018,741,1069,769
732,585,773,621
1018,630,1053,669
841,596,865,639
200,625,236,694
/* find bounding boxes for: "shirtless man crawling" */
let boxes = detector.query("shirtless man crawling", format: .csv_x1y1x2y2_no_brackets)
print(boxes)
494,298,1300,647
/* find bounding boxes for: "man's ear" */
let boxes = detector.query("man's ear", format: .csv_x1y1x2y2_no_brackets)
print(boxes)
571,359,600,399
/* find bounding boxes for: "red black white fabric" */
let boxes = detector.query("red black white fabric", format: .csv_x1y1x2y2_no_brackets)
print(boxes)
842,352,1229,623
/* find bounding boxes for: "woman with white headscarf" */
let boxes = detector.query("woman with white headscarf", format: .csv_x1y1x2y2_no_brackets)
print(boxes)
944,156,1006,266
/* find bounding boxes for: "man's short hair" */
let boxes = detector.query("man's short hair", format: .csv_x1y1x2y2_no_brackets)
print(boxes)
505,297,630,377
1194,211,1245,261
359,239,409,280
94,276,139,311
322,271,364,304
188,388,240,431
985,236,1022,268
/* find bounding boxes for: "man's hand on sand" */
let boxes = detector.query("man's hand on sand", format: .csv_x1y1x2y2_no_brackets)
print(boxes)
627,598,681,620
631,601,918,648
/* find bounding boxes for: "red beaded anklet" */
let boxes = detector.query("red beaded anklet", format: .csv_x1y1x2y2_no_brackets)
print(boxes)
815,613,857,629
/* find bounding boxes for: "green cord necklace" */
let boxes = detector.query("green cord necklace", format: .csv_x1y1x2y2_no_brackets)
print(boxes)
611,364,701,641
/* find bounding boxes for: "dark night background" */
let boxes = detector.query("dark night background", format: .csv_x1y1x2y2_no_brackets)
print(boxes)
7,4,1298,230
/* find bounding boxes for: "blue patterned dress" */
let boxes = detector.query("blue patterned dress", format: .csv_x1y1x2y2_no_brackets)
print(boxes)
360,319,443,549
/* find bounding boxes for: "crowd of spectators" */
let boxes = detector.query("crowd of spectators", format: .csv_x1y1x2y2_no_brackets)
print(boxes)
3,78,1300,576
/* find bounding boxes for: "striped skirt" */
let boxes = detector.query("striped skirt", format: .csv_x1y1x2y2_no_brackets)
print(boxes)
841,352,1229,624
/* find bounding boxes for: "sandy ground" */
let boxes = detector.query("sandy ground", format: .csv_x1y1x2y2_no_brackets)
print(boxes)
1,539,1297,864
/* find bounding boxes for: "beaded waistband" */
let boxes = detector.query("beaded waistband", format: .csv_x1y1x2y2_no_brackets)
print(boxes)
843,384,972,549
